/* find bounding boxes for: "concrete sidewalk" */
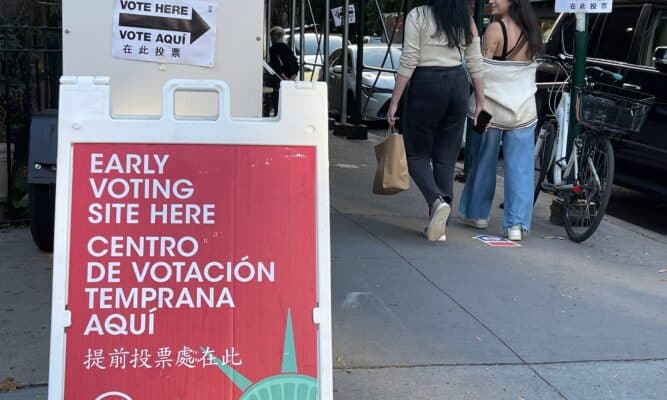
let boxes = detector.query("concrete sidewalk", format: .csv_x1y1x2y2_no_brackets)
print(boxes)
328,131,667,400
1,131,667,399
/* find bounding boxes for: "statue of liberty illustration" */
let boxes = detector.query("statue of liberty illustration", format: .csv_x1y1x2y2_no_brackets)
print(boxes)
203,309,318,399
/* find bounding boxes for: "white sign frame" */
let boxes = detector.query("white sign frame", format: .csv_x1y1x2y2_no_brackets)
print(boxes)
555,0,613,13
48,77,333,400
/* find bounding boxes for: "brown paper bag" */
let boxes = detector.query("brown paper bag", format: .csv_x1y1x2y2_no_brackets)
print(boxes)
373,131,410,195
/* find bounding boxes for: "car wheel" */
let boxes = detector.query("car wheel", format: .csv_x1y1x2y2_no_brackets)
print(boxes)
29,184,55,252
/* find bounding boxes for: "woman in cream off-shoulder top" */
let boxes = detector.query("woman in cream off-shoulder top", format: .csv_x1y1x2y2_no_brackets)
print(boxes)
459,0,544,241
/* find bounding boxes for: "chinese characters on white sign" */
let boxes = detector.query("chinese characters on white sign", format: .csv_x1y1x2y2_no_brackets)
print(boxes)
555,0,613,13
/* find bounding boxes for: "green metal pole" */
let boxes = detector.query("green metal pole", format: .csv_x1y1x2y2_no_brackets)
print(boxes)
568,12,587,152
354,0,366,124
463,0,485,177
474,0,484,32
399,0,411,134
341,0,350,123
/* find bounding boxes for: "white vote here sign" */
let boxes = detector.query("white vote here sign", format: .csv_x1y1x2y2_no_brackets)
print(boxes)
331,5,356,28
112,0,217,67
555,0,613,13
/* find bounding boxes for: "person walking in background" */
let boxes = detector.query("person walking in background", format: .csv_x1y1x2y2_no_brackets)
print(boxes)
268,26,299,116
386,0,486,242
459,0,544,241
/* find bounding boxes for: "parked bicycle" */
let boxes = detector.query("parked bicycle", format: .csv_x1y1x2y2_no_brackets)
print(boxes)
534,54,655,242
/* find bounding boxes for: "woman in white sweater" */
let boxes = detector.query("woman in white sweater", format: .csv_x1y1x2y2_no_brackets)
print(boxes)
387,0,486,242
459,0,544,241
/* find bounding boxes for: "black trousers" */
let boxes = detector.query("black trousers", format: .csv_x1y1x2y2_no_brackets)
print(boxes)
404,66,469,208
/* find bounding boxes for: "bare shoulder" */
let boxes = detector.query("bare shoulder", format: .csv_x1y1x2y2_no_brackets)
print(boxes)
484,22,503,40
482,22,502,57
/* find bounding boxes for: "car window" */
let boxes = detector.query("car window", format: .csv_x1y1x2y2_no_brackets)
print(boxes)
363,48,401,69
560,14,603,57
587,15,604,57
641,9,667,66
293,34,347,57
596,7,642,62
293,35,320,56
329,36,344,55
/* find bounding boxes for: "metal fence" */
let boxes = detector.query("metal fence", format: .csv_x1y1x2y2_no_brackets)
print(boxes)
0,25,61,210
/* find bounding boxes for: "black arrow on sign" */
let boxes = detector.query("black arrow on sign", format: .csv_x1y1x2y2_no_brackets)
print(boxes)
119,9,210,44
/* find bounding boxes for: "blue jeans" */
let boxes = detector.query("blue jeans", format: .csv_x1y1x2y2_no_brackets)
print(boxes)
459,123,536,231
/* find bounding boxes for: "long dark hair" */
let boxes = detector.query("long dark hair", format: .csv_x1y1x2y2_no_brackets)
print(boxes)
426,0,473,48
507,0,545,57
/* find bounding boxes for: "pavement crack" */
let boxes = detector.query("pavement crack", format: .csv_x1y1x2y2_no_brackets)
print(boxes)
333,357,667,371
14,383,48,389
336,209,570,400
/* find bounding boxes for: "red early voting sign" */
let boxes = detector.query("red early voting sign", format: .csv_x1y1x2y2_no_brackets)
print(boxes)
66,144,317,399
49,79,332,399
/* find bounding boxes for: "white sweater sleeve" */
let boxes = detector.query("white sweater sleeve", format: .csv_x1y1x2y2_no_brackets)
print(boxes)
397,10,420,78
464,37,483,78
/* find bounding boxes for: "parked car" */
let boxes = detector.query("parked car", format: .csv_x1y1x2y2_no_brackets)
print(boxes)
324,44,401,121
363,36,383,44
538,0,667,196
287,33,346,81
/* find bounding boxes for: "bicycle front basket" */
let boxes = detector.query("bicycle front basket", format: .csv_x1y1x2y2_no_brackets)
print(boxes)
578,83,655,135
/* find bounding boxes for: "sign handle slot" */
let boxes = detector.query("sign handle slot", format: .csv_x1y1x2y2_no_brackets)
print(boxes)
162,79,231,121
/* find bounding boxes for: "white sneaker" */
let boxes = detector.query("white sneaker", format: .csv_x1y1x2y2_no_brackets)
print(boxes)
505,225,522,241
462,217,489,229
423,228,447,241
426,198,451,241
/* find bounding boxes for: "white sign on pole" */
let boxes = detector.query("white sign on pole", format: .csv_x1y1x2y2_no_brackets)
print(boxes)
331,5,356,28
555,0,613,13
112,0,218,67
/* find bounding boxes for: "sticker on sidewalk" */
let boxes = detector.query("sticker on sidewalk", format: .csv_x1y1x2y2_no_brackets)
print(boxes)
473,235,521,247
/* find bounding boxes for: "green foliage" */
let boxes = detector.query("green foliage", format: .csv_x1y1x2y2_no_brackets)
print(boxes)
0,1,61,212
0,20,23,142
0,0,62,140
0,21,27,142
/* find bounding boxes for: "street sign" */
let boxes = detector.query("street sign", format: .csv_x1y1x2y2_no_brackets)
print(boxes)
48,78,333,399
331,5,356,28
112,0,218,67
555,0,613,13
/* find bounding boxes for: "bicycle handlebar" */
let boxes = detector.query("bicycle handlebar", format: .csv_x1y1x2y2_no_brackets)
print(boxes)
538,53,624,83
586,66,623,82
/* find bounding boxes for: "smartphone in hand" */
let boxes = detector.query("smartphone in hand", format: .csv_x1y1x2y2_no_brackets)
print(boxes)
473,110,492,133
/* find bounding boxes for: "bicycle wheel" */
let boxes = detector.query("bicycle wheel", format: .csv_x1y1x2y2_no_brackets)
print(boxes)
563,132,615,242
534,120,556,205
